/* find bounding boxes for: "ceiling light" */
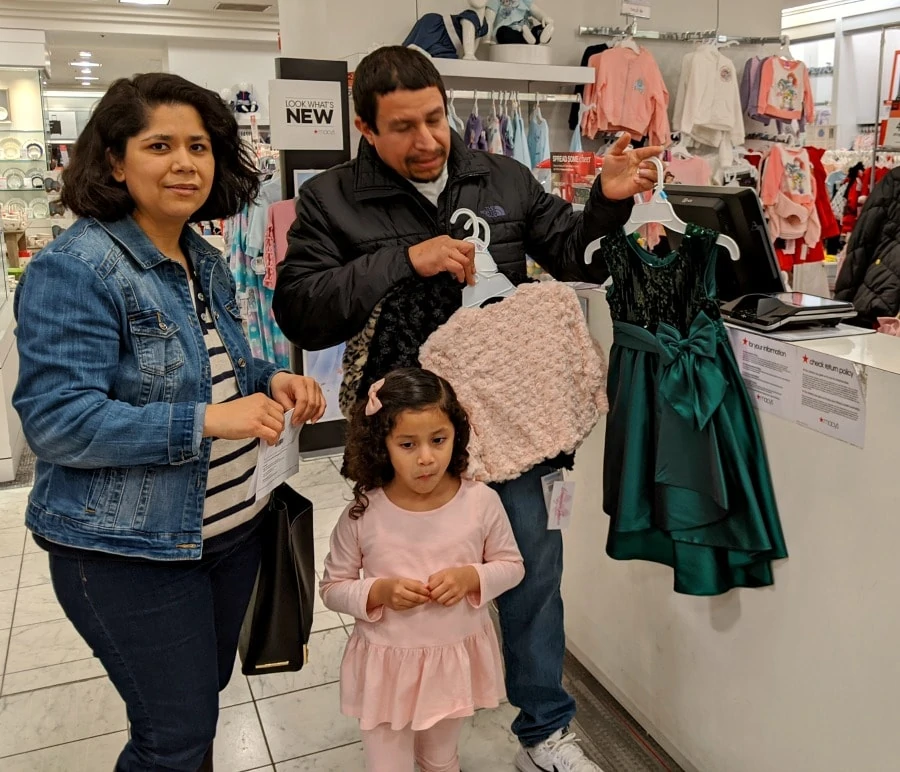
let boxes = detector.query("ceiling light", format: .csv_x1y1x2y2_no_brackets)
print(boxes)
81,68,92,74
77,76,99,82
119,0,171,5
70,61,100,68
79,51,92,58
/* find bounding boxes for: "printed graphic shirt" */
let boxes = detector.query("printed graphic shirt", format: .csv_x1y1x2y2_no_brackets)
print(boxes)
757,57,814,123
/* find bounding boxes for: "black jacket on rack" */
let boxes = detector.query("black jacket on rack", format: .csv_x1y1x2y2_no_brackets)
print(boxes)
273,130,631,351
834,167,900,327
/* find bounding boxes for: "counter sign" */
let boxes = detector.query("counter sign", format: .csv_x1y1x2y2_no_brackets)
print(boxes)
269,79,343,151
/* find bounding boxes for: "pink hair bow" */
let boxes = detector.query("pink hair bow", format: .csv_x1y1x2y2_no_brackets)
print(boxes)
365,378,385,416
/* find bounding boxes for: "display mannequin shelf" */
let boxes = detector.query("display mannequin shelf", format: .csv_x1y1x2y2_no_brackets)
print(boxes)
432,57,593,84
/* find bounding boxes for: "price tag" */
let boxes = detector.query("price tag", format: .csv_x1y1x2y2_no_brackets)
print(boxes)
541,470,564,513
548,481,577,531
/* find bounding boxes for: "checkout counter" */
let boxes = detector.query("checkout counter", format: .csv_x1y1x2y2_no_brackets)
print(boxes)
562,291,900,772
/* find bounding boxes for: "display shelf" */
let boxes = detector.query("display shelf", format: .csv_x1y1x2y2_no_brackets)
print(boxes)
0,189,49,194
0,129,46,134
432,58,594,84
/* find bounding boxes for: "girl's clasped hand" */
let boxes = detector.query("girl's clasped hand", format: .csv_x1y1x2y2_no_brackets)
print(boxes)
368,565,481,612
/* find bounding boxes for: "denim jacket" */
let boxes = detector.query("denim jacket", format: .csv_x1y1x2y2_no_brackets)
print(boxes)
13,216,285,560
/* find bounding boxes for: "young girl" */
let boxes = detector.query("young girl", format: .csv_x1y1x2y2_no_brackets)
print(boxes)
321,367,525,772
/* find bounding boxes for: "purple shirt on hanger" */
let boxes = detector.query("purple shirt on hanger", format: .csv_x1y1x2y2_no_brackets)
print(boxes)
465,113,488,151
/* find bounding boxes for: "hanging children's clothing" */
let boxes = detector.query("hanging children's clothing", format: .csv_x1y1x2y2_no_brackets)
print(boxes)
224,191,291,369
569,43,609,130
465,113,488,151
447,99,466,136
511,108,531,168
673,46,744,166
320,479,524,730
666,155,713,186
598,224,788,595
740,57,791,133
581,46,670,147
528,108,551,169
485,111,504,155
419,282,608,483
569,102,591,152
760,145,822,266
499,112,514,156
757,57,814,127
262,198,296,291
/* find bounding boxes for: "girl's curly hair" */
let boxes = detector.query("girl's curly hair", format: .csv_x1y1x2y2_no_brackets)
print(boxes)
341,368,470,519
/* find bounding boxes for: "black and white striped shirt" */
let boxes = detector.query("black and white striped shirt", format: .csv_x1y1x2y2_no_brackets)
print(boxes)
189,278,267,542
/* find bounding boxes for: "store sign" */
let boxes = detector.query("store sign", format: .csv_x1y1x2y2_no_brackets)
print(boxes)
728,329,867,448
268,79,343,151
621,1,651,19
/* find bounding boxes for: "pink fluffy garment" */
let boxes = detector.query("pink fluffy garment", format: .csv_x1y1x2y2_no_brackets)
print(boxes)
419,282,608,483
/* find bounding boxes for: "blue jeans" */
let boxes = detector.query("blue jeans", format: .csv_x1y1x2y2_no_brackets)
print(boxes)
492,464,576,746
49,532,262,771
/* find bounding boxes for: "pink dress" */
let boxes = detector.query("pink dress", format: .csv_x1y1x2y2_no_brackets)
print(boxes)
320,479,524,731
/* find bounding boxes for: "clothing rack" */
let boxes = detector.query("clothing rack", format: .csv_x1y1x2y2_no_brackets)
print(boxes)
446,89,580,104
577,25,788,46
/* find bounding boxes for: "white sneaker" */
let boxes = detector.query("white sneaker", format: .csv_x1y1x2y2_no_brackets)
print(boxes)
515,728,605,772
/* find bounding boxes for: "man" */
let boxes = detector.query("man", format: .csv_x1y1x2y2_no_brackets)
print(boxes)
274,46,660,772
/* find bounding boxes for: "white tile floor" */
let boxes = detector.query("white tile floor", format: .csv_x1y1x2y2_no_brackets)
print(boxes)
0,458,522,771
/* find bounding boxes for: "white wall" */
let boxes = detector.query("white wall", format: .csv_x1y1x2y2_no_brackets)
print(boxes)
166,41,279,126
0,69,44,131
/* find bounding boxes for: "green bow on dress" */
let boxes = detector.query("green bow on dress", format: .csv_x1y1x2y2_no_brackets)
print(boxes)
654,312,727,431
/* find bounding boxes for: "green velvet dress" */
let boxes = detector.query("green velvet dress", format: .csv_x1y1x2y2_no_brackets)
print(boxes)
601,224,788,595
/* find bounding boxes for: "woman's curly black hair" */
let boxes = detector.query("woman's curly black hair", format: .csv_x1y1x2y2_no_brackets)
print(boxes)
61,72,259,222
342,368,470,519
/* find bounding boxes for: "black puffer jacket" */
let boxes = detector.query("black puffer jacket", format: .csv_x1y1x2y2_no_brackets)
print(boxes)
835,167,900,327
273,132,631,350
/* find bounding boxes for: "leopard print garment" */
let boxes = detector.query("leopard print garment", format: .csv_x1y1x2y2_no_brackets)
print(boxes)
338,299,384,419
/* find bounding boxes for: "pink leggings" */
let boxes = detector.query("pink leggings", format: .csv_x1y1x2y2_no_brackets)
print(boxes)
360,718,464,772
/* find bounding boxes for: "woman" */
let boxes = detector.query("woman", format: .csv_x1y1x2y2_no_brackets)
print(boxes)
12,73,325,771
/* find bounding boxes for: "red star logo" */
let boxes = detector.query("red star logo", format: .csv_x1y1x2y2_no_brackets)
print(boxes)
803,355,809,363
819,417,824,423
743,338,748,345
756,394,760,399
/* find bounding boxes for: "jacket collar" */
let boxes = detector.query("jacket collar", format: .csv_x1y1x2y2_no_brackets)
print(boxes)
94,215,221,271
353,130,490,201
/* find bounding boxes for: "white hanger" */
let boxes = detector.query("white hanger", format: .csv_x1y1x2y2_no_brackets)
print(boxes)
533,93,543,123
583,157,740,264
450,208,517,307
669,134,693,160
614,33,641,54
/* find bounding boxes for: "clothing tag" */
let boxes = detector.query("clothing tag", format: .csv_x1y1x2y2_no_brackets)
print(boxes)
784,238,796,256
541,470,564,514
547,481,576,531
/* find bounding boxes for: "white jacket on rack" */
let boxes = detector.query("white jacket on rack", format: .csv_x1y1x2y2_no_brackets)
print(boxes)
673,46,745,166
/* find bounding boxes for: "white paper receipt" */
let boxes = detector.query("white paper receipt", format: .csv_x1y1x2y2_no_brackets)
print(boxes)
247,409,302,502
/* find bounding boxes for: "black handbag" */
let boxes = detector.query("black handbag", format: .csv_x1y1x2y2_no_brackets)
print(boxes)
239,483,315,675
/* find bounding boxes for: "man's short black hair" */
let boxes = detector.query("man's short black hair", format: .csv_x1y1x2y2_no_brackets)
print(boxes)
61,72,259,223
353,46,448,131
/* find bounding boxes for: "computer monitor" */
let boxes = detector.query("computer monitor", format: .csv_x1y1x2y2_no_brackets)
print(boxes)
663,185,785,301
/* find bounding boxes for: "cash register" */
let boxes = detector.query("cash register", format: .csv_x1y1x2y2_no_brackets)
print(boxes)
719,292,857,331
665,186,858,331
